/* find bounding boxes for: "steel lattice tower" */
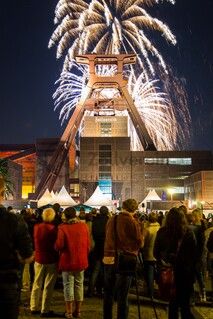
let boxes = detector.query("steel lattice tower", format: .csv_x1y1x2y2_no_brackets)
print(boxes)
34,54,156,199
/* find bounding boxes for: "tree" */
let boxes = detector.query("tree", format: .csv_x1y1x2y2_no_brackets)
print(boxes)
0,158,13,199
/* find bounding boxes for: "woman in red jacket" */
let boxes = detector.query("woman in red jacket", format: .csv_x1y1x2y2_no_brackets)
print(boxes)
30,207,58,317
55,207,90,318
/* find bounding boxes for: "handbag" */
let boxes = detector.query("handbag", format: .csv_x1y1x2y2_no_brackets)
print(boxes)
157,265,175,301
114,215,137,276
157,238,183,301
115,251,137,275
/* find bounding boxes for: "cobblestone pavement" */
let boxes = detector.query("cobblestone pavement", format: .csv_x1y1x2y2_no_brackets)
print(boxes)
19,289,212,319
192,304,213,319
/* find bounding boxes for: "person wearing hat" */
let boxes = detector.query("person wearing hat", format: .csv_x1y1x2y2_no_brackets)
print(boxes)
55,207,90,318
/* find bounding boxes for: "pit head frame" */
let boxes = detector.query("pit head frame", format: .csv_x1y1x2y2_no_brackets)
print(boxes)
34,54,156,199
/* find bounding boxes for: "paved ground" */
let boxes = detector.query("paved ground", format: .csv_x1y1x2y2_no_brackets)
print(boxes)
19,288,213,319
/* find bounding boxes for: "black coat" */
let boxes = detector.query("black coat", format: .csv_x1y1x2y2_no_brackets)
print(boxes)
92,214,109,259
188,224,205,260
0,207,33,272
207,230,213,253
154,226,197,279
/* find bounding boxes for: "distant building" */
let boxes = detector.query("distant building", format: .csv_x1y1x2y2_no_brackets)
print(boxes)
0,116,212,206
5,159,22,200
0,144,35,199
184,171,213,210
80,145,213,201
79,116,213,203
0,140,77,200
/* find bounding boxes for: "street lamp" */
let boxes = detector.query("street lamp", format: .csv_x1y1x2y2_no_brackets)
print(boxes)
168,188,175,201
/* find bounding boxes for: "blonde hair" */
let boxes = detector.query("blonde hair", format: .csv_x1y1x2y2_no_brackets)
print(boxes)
42,207,55,223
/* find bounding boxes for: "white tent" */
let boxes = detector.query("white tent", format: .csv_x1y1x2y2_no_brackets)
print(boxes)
54,186,77,207
37,189,54,207
139,189,161,209
84,186,112,207
144,189,161,202
50,190,55,198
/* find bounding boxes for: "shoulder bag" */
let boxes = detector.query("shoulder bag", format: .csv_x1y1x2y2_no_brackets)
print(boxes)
157,237,183,301
114,215,137,276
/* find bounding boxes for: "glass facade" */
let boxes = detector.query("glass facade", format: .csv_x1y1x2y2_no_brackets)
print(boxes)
145,157,192,165
168,158,192,165
172,187,185,194
144,158,167,164
99,144,112,197
99,145,112,180
99,179,112,197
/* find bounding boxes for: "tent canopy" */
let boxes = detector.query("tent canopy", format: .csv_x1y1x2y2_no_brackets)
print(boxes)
139,189,162,207
37,189,54,208
84,186,112,207
52,186,77,207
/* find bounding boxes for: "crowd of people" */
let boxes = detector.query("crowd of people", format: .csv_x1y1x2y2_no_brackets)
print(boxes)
0,177,213,319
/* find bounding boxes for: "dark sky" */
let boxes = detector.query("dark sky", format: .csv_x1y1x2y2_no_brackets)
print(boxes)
0,0,212,150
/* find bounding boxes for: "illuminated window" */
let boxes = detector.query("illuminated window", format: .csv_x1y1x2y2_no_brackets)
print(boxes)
100,123,112,136
70,184,79,196
169,176,188,180
173,187,185,194
145,158,167,164
22,185,35,199
144,157,192,165
99,179,112,197
168,158,192,165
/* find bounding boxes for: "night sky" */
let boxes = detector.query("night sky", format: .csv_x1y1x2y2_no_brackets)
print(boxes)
0,0,212,150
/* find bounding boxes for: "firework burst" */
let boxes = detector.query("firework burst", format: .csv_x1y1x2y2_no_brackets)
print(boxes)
50,0,191,150
49,0,176,74
53,61,187,150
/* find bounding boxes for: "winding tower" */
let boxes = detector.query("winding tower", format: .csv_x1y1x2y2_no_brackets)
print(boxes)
34,54,156,199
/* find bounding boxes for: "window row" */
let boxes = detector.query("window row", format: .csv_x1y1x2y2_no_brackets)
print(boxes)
144,158,192,165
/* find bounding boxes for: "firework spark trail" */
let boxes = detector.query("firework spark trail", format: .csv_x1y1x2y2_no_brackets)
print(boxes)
128,71,179,150
53,63,88,122
156,64,192,148
53,62,183,150
50,0,191,150
49,0,176,74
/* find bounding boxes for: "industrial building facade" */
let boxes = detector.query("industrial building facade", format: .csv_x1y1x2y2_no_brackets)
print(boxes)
79,138,213,202
0,116,213,205
79,116,213,202
184,171,213,209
